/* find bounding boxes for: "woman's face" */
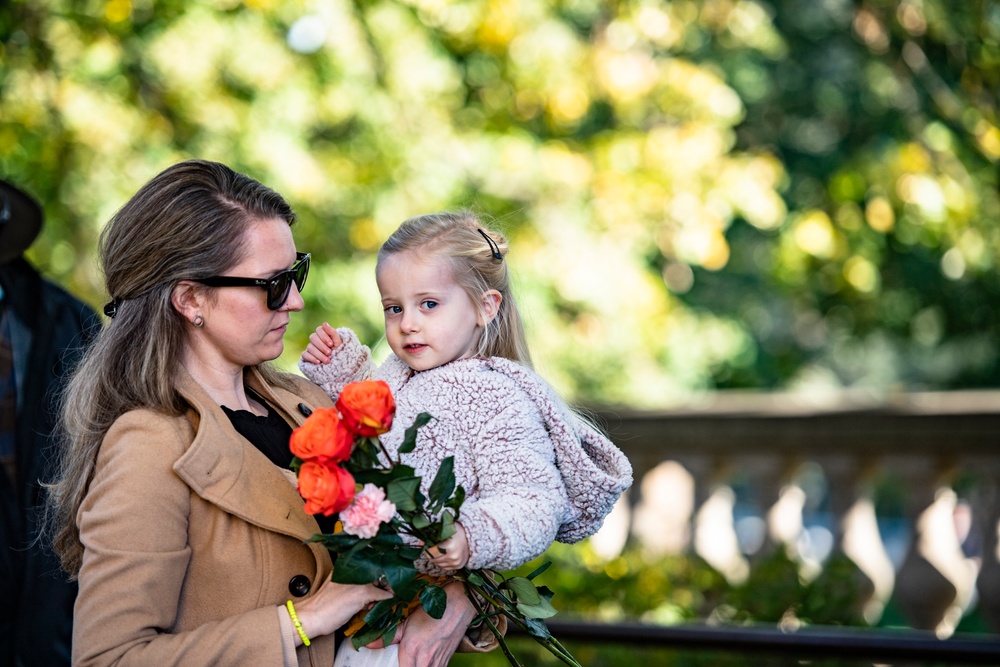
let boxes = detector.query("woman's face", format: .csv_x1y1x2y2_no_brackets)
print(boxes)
192,217,304,370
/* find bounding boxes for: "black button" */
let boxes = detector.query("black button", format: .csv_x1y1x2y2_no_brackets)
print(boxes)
289,574,311,597
297,403,313,417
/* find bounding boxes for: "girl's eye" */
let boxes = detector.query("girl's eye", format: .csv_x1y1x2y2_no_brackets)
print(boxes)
385,305,402,315
422,300,438,309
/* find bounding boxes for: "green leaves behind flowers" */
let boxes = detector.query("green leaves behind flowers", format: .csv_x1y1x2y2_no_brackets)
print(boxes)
399,412,433,454
420,584,448,619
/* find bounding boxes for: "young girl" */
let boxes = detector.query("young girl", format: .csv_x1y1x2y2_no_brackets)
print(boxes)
300,211,632,666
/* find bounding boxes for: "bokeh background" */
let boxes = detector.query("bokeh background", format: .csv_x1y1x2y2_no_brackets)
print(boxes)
4,3,1000,662
5,0,998,409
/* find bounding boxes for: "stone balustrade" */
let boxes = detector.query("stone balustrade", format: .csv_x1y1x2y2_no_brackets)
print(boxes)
587,389,1000,637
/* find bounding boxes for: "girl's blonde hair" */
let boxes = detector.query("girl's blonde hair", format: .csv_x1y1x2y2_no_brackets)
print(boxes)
47,159,297,577
377,210,533,367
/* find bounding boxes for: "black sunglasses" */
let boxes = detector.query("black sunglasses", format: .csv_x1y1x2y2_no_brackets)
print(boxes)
194,252,310,310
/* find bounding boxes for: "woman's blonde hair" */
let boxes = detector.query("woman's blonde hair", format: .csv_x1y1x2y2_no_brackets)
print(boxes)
48,159,297,577
377,211,533,367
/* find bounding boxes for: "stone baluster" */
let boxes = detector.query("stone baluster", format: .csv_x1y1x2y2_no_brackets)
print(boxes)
692,456,750,585
825,455,895,624
893,458,979,637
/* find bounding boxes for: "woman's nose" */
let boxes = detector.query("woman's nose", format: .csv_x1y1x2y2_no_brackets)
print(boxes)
282,282,305,312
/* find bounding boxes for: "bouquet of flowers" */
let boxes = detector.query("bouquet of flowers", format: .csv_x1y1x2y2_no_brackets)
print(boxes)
290,379,581,667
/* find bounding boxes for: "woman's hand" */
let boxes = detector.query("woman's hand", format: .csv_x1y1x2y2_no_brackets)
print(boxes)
293,579,392,643
427,523,470,571
395,581,477,667
301,322,342,365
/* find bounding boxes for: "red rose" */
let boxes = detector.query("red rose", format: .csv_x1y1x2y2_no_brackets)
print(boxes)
290,407,354,463
298,459,356,516
336,381,396,436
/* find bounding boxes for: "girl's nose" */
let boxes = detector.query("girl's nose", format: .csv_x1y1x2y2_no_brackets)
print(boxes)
400,311,419,333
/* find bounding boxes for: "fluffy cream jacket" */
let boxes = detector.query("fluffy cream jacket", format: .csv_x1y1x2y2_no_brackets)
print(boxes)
299,328,632,571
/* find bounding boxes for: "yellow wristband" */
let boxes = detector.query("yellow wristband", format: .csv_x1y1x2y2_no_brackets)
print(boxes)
286,599,311,647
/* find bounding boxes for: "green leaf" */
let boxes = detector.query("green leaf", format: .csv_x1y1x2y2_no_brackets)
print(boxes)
419,584,448,619
517,597,558,619
437,509,456,542
386,477,422,512
306,532,361,552
427,456,456,509
330,543,383,585
399,412,433,454
380,623,398,647
466,571,485,587
364,598,397,626
522,617,553,639
381,560,421,599
508,577,541,605
445,485,465,515
352,622,389,649
411,513,431,529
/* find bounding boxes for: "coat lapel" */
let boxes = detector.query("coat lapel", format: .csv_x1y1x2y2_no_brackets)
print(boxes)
171,367,325,543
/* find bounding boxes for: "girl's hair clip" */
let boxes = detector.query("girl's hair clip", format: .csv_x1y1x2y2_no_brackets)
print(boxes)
478,228,503,261
103,300,119,318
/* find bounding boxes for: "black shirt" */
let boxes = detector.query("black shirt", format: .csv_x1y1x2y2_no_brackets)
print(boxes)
221,389,339,534
221,392,294,469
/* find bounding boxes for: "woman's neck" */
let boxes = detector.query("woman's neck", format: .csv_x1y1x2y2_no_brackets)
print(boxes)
179,351,262,415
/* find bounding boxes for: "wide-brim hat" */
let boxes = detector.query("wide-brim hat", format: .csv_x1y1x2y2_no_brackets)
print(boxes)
0,179,44,263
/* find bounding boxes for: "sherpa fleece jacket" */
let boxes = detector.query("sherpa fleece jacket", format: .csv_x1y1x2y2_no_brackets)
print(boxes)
299,328,633,572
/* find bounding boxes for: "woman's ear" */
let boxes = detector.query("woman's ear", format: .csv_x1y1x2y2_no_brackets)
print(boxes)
171,280,204,325
480,290,502,326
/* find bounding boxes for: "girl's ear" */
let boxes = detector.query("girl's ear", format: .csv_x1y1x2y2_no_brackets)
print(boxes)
171,280,204,324
480,290,502,326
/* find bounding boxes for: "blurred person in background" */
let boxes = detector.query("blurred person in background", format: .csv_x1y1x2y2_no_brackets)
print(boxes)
0,179,100,666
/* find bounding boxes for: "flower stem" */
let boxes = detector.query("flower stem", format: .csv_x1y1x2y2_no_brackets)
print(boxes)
465,583,523,666
464,580,582,667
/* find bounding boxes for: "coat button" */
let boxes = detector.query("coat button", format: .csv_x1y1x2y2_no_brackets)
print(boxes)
289,575,311,597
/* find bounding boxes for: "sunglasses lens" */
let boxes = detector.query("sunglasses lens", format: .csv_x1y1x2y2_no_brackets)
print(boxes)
295,255,309,291
267,276,291,310
266,255,309,310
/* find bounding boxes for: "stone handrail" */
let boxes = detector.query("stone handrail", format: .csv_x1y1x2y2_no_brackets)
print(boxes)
586,389,1000,637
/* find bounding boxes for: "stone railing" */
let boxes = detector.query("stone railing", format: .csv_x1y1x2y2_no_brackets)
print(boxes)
586,389,1000,638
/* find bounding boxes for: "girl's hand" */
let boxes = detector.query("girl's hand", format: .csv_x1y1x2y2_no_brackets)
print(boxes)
427,523,470,571
301,322,342,365
292,579,392,643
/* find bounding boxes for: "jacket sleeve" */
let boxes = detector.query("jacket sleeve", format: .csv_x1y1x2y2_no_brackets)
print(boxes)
73,411,287,667
445,379,573,572
297,327,374,400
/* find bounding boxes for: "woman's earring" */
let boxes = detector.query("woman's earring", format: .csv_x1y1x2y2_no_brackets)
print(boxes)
193,314,205,328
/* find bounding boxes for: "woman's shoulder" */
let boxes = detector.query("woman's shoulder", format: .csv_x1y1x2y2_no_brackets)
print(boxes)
274,371,337,405
100,407,196,466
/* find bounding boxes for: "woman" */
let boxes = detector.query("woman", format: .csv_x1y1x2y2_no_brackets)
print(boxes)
46,160,483,666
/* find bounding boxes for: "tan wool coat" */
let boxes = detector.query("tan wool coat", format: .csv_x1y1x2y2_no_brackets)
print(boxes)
73,367,338,667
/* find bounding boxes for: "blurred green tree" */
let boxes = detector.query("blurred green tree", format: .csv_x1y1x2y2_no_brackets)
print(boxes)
2,0,996,406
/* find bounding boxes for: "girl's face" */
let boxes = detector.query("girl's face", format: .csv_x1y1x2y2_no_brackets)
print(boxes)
376,250,485,372
189,217,304,370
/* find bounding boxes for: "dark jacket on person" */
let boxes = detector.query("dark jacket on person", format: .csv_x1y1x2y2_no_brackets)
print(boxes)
0,257,100,667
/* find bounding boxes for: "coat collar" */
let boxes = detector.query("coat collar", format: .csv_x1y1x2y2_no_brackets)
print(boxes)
170,365,324,544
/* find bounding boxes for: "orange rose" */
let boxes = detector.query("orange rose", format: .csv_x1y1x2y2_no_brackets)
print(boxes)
336,380,396,436
290,407,354,463
298,459,356,516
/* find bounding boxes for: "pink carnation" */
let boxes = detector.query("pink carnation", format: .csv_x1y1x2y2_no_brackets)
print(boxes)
340,483,396,539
